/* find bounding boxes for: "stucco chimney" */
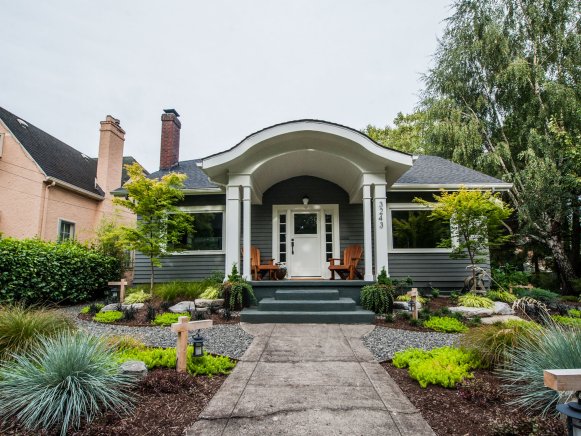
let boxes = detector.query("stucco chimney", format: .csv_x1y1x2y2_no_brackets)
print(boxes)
96,115,125,195
160,109,181,170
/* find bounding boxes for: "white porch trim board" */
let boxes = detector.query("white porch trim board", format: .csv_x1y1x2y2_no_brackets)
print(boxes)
373,184,389,276
242,186,252,279
225,185,241,275
362,184,374,281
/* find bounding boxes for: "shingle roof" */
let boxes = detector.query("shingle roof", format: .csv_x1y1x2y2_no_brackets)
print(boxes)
147,160,218,190
0,106,103,195
395,155,505,185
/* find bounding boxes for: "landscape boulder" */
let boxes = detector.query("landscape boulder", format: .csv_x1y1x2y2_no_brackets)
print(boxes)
493,301,515,315
194,298,225,308
101,303,144,312
448,306,494,318
120,360,148,378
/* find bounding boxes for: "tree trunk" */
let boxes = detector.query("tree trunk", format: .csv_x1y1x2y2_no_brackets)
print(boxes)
571,198,580,276
545,222,578,292
150,258,155,293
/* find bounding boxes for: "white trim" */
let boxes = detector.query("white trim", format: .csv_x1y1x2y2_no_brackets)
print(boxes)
46,177,105,200
362,184,373,280
272,204,340,279
0,132,4,157
373,184,389,275
387,203,453,253
389,183,513,192
169,206,225,255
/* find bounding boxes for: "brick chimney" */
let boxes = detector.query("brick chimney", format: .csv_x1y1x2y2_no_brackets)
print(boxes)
160,109,181,170
96,115,125,195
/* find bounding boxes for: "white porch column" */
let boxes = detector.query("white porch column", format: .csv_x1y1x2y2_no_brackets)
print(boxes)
242,186,252,280
362,184,374,281
373,183,389,277
225,185,241,276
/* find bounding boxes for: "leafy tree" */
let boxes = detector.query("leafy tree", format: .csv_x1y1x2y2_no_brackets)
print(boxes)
415,188,513,285
362,111,429,154
114,163,193,291
419,0,580,290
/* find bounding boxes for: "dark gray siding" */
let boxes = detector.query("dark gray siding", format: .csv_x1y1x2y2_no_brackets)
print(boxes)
388,253,490,291
133,193,226,284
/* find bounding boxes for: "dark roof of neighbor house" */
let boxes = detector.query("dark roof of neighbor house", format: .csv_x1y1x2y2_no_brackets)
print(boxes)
0,106,144,196
146,159,218,189
396,155,505,185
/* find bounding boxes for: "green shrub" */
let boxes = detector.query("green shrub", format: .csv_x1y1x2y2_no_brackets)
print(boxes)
199,286,221,300
200,271,225,289
124,289,151,304
152,281,205,302
0,238,120,304
460,320,541,368
80,303,104,315
486,290,517,303
117,346,236,376
361,283,394,314
498,322,581,414
515,287,559,304
491,266,530,290
392,346,481,388
93,310,124,323
0,305,75,360
396,294,427,304
423,316,468,333
559,295,580,303
221,266,256,310
0,332,136,435
458,293,494,308
152,312,189,326
431,288,441,298
568,309,581,318
551,315,581,328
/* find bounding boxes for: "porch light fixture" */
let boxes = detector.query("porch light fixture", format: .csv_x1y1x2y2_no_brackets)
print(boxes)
302,195,310,205
191,330,204,358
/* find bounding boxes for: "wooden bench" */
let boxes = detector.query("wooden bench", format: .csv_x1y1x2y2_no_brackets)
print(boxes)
328,244,363,280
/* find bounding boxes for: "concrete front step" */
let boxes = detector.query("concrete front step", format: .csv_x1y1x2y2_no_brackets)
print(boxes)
259,297,357,312
240,307,375,324
274,289,340,301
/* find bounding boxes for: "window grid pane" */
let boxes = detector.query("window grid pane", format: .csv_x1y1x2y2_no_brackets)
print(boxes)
325,213,333,261
279,213,286,262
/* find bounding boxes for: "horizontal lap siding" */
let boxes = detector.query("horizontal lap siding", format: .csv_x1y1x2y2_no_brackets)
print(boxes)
133,252,225,283
388,252,490,290
251,206,273,260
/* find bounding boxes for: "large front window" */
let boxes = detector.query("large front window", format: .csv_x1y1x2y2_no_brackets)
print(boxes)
390,208,451,251
173,212,223,251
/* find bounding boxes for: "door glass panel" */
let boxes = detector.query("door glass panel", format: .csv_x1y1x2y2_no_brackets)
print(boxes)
294,213,318,234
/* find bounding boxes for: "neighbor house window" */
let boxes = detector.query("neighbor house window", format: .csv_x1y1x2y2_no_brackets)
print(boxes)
58,220,75,241
389,207,451,251
172,211,224,252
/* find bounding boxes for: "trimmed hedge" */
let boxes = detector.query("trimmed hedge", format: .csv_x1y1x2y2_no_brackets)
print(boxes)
0,238,120,304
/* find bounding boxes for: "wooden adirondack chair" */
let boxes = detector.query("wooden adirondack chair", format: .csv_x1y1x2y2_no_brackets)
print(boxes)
328,244,363,280
248,246,279,280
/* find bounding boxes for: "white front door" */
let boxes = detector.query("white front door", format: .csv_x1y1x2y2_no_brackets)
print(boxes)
290,212,321,277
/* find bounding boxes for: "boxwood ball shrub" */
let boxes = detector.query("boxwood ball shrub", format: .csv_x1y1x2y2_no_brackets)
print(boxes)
0,238,120,304
0,305,75,360
0,332,136,435
152,312,190,326
392,346,481,388
458,293,494,309
423,316,468,333
93,310,124,323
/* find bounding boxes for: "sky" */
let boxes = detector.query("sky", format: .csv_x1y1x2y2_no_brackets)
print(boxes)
0,1,451,173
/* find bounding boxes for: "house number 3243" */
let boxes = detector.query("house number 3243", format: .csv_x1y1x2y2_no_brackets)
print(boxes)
378,201,384,229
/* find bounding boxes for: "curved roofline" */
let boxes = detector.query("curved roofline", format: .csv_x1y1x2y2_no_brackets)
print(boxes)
202,119,411,161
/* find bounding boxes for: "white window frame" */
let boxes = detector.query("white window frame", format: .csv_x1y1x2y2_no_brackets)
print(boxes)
57,219,76,241
169,205,226,255
387,203,454,253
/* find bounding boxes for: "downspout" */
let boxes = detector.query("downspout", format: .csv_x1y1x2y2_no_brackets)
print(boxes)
39,180,56,239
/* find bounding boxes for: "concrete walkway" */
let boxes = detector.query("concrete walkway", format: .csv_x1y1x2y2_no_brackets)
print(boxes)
187,324,435,436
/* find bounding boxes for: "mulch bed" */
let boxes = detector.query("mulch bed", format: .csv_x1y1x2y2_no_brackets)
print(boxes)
79,297,239,326
1,369,227,436
382,363,566,436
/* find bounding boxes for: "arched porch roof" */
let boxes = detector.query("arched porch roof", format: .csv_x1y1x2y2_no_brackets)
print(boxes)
201,120,414,203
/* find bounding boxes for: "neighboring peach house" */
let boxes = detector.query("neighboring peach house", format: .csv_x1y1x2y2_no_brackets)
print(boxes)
0,106,143,242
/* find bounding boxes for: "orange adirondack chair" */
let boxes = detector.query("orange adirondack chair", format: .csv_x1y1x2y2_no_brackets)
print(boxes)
328,244,363,280
247,246,279,280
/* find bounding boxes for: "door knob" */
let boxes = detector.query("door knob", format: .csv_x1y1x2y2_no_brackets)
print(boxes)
291,238,295,255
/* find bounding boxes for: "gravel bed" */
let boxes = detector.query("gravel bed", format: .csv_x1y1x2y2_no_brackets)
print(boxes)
55,305,253,359
363,326,461,361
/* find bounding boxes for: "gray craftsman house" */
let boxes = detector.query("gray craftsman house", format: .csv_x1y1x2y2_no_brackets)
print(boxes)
130,110,511,322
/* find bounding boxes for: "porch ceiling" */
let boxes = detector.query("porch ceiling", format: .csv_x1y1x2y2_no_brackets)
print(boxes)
201,120,414,203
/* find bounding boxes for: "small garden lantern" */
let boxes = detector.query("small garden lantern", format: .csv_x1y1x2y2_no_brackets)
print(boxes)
191,330,204,358
544,369,581,436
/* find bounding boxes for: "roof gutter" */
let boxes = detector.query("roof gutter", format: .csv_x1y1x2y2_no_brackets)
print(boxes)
389,183,513,192
45,177,105,201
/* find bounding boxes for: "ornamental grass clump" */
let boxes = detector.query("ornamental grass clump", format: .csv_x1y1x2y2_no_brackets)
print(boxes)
486,290,517,304
0,332,136,435
123,289,151,304
498,321,581,415
514,287,559,304
551,315,581,328
392,346,481,388
0,304,75,360
460,320,541,368
458,293,494,309
423,316,468,333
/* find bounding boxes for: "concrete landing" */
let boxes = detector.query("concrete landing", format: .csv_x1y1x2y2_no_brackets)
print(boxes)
186,324,435,436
